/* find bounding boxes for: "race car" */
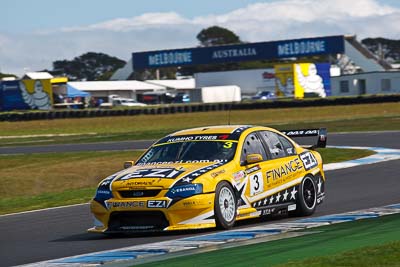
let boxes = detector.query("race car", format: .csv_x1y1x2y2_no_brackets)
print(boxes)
88,125,326,233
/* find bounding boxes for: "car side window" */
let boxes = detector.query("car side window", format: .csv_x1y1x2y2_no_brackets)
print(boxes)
260,131,291,159
277,134,296,156
241,133,267,164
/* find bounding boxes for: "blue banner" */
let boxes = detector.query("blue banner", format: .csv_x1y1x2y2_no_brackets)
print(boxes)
132,35,345,69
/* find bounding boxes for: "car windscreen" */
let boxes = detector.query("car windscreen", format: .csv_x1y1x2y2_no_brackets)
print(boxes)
136,141,237,165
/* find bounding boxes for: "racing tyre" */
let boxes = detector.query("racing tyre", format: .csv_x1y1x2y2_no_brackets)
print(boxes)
296,176,317,216
214,181,237,229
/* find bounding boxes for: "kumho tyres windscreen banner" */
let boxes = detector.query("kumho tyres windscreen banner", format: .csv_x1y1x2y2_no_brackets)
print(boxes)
294,63,331,99
0,79,53,111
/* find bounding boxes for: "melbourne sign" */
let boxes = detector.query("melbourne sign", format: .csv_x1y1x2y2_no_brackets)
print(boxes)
132,35,345,69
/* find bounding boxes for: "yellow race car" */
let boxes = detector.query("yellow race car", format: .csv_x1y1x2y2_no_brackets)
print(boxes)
89,125,326,233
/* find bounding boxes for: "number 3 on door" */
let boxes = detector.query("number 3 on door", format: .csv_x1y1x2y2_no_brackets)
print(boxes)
249,172,263,196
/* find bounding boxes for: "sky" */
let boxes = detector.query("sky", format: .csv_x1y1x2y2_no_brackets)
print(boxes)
1,0,399,76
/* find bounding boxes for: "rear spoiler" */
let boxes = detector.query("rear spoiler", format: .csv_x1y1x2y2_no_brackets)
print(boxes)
281,128,327,149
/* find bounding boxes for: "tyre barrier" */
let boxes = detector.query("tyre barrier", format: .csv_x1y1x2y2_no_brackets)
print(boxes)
1,94,399,122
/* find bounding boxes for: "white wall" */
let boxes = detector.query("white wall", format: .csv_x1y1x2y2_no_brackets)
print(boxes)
195,69,275,96
331,71,400,96
201,86,241,103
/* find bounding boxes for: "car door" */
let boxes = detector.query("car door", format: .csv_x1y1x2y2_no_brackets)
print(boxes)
241,130,302,205
256,131,304,203
240,132,269,202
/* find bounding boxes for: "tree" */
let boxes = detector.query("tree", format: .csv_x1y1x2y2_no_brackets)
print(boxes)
362,37,400,63
52,52,126,81
0,72,17,80
177,26,243,75
196,26,242,47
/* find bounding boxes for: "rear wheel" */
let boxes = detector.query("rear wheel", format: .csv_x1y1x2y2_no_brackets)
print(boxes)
214,181,236,229
296,176,317,216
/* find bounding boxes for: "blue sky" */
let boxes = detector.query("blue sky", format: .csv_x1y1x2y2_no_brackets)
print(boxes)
1,0,399,76
1,0,268,32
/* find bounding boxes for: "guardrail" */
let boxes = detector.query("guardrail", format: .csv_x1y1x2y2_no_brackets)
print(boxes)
1,94,399,122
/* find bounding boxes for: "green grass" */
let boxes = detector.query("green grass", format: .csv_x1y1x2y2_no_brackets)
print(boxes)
0,102,399,146
0,187,95,214
317,147,375,163
0,148,374,215
277,241,400,267
135,214,400,267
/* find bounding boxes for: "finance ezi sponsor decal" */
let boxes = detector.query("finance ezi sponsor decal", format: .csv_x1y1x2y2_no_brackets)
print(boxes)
105,200,168,209
117,168,184,180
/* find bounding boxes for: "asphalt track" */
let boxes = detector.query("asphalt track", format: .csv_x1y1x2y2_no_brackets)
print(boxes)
0,131,399,266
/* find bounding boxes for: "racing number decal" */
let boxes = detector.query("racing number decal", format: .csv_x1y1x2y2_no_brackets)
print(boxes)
300,152,318,170
223,141,233,149
249,172,263,196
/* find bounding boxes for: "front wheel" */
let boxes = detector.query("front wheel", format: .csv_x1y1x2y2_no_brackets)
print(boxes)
296,176,317,216
214,181,237,229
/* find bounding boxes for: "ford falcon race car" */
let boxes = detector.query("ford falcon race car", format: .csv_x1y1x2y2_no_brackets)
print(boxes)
89,125,326,233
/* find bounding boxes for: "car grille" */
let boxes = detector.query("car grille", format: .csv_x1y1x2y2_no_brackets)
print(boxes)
118,189,161,198
108,211,169,232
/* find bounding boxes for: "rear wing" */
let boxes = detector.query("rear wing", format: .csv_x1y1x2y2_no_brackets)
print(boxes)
281,128,327,149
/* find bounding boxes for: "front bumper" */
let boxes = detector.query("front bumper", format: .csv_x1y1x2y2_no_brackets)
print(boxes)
88,192,216,233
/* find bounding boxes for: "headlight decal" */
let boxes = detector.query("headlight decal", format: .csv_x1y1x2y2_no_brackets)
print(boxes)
94,186,114,209
166,184,203,199
94,170,127,208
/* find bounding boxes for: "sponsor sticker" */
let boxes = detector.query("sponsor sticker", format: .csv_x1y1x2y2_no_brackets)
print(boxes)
118,168,184,180
106,201,145,209
211,169,226,178
299,152,318,170
245,165,261,174
233,171,245,182
147,200,167,208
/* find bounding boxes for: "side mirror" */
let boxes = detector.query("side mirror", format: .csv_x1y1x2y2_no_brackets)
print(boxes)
246,154,263,164
123,161,135,169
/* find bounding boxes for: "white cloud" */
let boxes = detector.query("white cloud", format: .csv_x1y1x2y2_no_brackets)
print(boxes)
62,12,192,32
1,0,399,76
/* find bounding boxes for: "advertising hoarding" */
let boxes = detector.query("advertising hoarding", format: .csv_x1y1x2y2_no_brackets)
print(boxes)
274,64,294,97
132,36,345,70
0,79,53,111
294,63,331,98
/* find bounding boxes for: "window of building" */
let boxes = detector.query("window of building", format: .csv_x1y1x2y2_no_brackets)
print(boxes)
381,79,391,91
340,80,349,93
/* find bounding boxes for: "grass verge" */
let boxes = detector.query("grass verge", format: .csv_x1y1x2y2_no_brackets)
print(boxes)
0,148,373,215
278,241,400,267
0,102,399,146
135,214,400,267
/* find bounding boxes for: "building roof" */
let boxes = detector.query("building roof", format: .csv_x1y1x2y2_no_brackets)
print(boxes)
145,78,195,90
24,72,54,79
67,80,166,91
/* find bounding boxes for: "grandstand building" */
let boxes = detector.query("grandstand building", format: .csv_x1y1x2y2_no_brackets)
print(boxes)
111,35,398,97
